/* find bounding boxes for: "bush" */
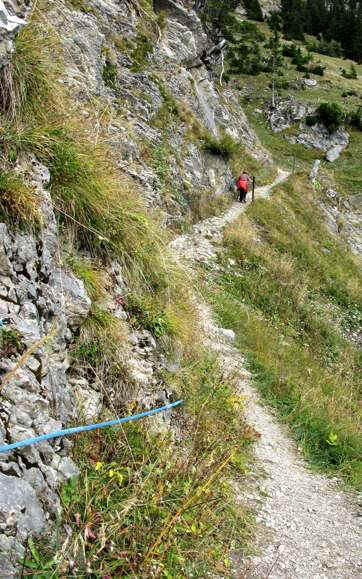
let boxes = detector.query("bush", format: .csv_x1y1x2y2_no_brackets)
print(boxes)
282,44,313,72
0,327,24,357
341,63,358,80
243,0,264,21
342,90,358,98
348,107,362,131
308,36,343,58
316,102,345,133
201,132,240,160
130,33,153,72
305,114,319,127
224,19,266,76
310,64,326,76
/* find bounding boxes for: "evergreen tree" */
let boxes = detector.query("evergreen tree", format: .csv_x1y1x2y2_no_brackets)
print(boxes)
280,0,305,40
243,0,264,21
304,0,327,37
344,0,362,63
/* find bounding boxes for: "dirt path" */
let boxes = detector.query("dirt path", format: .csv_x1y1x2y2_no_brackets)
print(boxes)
171,169,289,263
171,170,362,578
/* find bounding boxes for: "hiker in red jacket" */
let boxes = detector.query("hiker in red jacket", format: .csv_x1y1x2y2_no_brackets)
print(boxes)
236,171,251,203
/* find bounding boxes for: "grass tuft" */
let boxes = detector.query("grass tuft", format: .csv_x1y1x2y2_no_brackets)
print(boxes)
0,170,40,226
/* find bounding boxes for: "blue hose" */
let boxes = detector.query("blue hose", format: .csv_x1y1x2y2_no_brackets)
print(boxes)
0,400,184,454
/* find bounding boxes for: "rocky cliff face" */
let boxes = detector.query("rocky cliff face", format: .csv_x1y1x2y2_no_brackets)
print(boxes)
46,0,269,223
0,0,268,572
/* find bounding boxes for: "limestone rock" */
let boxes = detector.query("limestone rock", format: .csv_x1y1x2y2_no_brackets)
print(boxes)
309,159,321,183
49,270,91,330
0,473,45,540
269,98,312,132
70,378,103,421
302,79,317,88
326,144,345,162
289,124,349,157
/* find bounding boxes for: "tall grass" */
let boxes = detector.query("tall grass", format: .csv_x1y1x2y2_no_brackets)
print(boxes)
0,170,40,226
24,354,256,576
209,174,362,488
0,13,202,350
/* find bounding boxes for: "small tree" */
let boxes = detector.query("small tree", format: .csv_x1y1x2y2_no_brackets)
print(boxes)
243,0,264,21
317,102,345,133
264,30,284,106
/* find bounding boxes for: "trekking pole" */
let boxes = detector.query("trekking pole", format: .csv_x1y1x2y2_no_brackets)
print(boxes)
252,176,255,203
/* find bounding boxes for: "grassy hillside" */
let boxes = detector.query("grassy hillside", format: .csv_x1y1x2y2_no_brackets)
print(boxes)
207,174,361,489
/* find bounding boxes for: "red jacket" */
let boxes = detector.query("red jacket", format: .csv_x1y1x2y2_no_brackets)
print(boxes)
237,174,250,191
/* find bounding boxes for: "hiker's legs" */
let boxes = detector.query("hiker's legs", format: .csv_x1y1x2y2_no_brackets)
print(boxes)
238,189,243,202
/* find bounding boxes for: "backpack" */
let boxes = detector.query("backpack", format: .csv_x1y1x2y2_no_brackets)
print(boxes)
236,177,248,191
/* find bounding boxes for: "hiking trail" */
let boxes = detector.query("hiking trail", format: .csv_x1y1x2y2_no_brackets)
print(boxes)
171,169,361,578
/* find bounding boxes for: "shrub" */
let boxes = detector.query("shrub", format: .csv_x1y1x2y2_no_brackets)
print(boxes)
243,0,264,21
341,63,358,80
316,102,345,133
310,64,326,76
282,44,313,73
67,256,107,301
201,132,240,160
342,90,358,98
308,36,343,58
0,327,24,357
348,107,362,131
0,21,59,121
126,293,174,338
305,114,319,127
224,20,266,76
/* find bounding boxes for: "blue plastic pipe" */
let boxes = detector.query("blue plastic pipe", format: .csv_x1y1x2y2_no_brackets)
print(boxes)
0,400,184,454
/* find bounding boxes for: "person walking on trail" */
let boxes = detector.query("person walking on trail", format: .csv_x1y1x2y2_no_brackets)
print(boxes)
236,171,251,203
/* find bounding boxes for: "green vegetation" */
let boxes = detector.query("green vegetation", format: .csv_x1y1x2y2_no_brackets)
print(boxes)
66,0,93,13
243,0,263,21
201,131,240,160
126,293,175,338
306,35,343,59
25,355,255,575
342,63,358,80
0,327,24,357
207,175,361,488
306,102,345,133
306,102,362,133
0,171,40,226
102,59,117,89
130,32,153,72
66,256,107,302
278,0,362,62
71,305,131,400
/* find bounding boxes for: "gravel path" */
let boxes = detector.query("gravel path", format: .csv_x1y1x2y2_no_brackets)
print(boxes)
171,170,362,578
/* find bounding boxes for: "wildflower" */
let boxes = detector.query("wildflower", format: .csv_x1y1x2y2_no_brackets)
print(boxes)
95,462,103,471
108,469,115,478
